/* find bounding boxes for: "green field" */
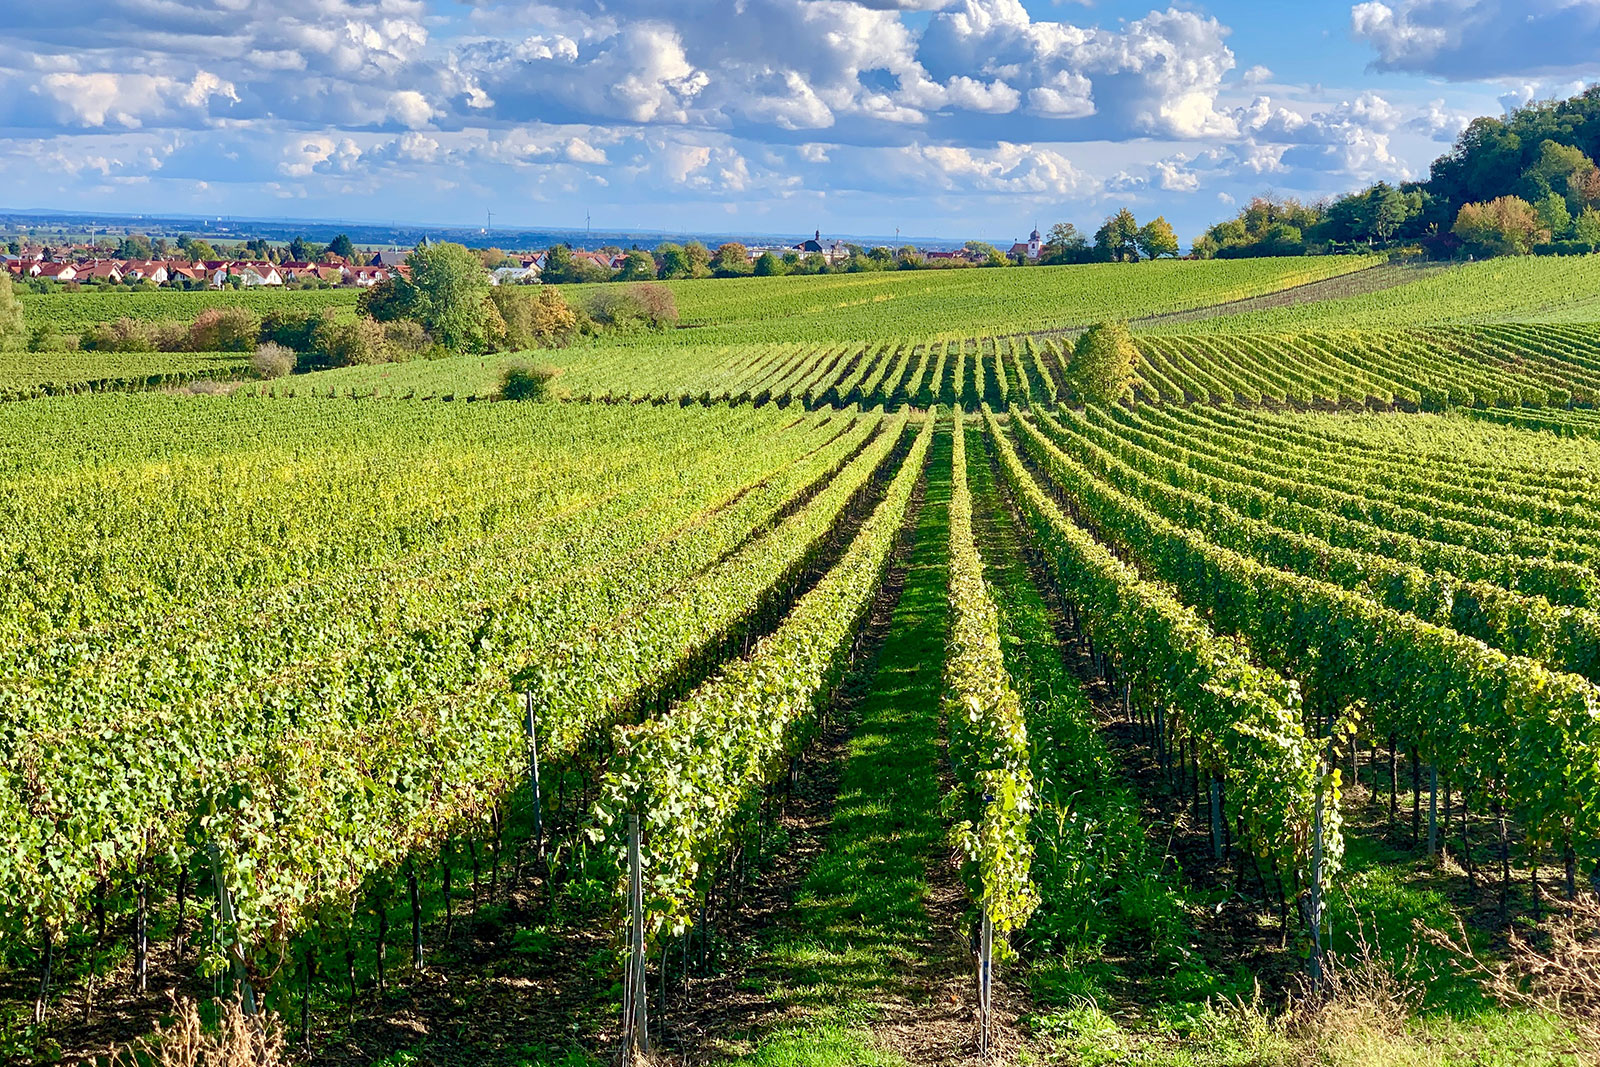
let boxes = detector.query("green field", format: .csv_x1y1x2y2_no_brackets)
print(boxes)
5,254,1600,1067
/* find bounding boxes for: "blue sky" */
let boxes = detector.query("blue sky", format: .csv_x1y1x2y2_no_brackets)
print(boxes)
1,0,1597,245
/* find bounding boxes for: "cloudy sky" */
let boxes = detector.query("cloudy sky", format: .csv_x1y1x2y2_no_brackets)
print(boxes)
1,0,1597,244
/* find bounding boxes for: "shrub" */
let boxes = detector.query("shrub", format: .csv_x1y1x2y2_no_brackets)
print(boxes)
28,323,80,353
83,317,156,353
313,317,390,367
382,319,434,360
260,309,322,353
189,307,262,352
585,283,679,331
252,342,296,379
1067,321,1137,404
500,359,564,401
490,286,580,349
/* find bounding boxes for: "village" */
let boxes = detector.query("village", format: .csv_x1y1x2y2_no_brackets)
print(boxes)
0,227,1048,291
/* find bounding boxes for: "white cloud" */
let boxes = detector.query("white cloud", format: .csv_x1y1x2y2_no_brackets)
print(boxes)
1352,0,1600,79
36,71,237,128
387,90,436,129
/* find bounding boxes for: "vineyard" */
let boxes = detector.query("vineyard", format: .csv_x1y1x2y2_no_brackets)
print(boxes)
553,254,1379,343
4,257,1600,1067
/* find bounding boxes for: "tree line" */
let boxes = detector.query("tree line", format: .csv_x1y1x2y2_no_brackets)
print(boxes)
1196,84,1600,260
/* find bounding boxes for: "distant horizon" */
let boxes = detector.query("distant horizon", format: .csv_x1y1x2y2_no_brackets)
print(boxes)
0,206,987,253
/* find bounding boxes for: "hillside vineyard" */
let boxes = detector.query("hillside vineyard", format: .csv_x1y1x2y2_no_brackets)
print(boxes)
6,256,1600,1066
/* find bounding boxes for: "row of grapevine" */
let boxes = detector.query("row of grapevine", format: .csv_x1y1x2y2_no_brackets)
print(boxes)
1011,410,1600,879
1081,403,1600,599
558,335,1072,412
1038,405,1600,682
982,408,1335,902
1135,325,1600,410
944,415,1037,934
0,351,252,398
1,401,887,1001
593,412,936,940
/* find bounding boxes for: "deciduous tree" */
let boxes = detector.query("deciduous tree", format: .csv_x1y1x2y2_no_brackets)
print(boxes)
408,241,493,351
1066,321,1137,403
1136,216,1180,259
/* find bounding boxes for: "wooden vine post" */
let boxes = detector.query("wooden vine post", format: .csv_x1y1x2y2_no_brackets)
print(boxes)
621,814,649,1063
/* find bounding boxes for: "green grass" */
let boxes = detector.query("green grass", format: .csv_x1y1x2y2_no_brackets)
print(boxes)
724,425,953,1062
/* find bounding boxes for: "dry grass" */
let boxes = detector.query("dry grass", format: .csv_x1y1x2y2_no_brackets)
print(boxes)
106,995,285,1067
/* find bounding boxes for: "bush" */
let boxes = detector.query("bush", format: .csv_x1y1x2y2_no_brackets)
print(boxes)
252,342,296,379
83,317,157,353
489,286,581,349
500,360,564,401
260,309,322,353
585,283,679,331
1067,321,1137,404
28,323,80,352
189,307,262,352
313,317,390,367
382,319,434,360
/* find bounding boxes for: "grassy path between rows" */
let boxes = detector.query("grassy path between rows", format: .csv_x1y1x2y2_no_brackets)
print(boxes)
721,426,959,1066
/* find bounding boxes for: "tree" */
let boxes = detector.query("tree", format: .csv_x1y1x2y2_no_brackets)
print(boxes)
1575,206,1600,245
1536,191,1574,239
655,243,690,279
1570,164,1600,210
407,241,493,351
1453,196,1545,256
314,316,390,366
178,236,216,261
359,277,418,322
1368,184,1414,243
490,286,580,348
540,245,610,284
753,251,785,276
1066,321,1137,403
116,235,153,260
0,274,23,352
682,241,712,278
1041,223,1091,265
288,236,314,262
709,242,752,277
1136,216,1180,259
616,249,657,281
1094,209,1140,262
326,234,356,261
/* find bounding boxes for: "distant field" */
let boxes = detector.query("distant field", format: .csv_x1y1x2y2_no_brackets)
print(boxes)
17,287,361,330
1156,254,1600,333
0,350,253,398
554,255,1380,342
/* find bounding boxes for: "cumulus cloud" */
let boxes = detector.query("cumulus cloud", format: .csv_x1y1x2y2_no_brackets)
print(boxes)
1352,0,1600,79
35,71,237,127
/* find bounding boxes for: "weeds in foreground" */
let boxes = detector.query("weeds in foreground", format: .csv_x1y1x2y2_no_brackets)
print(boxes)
106,995,285,1067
